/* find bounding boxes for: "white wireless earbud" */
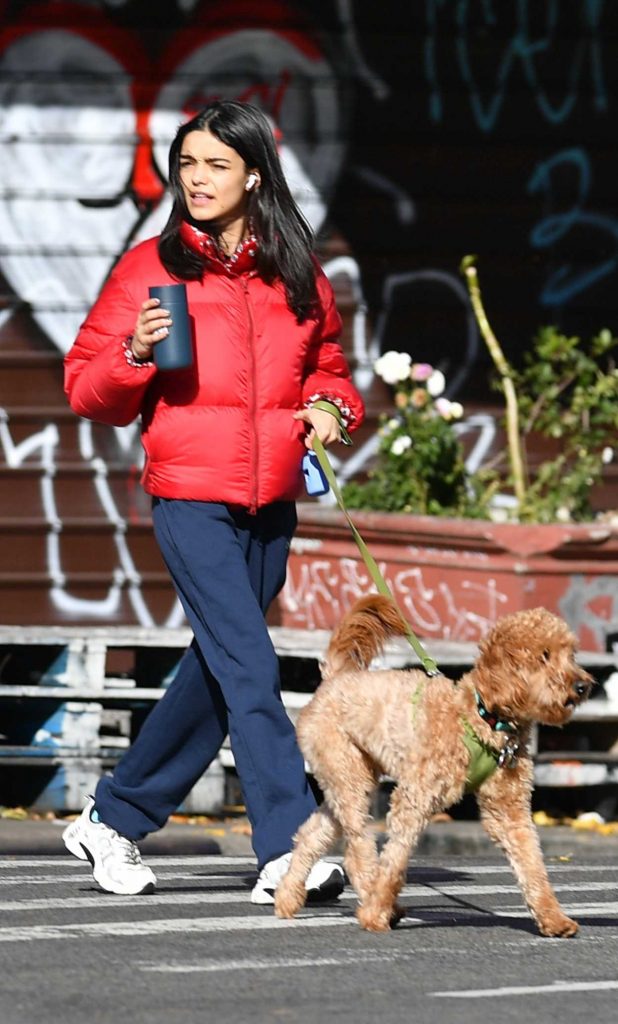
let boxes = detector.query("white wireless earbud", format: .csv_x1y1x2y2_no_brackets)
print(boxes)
245,173,258,190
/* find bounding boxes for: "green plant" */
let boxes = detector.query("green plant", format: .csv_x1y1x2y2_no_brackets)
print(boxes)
341,352,486,517
342,264,618,523
462,256,618,523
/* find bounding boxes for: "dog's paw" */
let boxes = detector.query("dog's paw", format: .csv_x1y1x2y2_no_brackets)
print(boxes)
538,913,579,938
356,904,392,932
274,882,306,919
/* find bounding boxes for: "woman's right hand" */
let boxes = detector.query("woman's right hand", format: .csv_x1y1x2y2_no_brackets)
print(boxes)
130,298,172,361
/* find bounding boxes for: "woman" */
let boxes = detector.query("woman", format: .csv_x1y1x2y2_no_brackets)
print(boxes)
62,100,364,902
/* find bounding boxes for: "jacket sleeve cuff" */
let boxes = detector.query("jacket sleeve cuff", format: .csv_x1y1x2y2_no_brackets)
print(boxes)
306,396,353,445
122,336,155,368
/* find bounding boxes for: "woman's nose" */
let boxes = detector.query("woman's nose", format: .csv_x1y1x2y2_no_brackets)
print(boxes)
191,163,209,185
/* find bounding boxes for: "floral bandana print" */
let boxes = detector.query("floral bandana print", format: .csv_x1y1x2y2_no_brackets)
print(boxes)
179,221,258,276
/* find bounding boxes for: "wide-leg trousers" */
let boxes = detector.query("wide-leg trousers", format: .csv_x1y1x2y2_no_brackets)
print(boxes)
94,498,316,869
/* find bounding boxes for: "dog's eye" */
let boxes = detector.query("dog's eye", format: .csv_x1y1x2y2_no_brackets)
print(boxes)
541,649,551,662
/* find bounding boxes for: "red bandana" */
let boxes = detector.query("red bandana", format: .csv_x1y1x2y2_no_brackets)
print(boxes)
179,221,259,277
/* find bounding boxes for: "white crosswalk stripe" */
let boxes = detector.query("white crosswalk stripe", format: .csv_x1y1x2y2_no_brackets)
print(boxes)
0,914,357,943
0,879,614,912
0,856,616,946
432,980,618,998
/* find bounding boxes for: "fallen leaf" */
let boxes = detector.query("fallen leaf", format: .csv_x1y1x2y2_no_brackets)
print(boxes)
0,807,28,820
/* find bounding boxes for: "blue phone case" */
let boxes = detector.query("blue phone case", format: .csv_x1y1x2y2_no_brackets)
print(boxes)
302,451,330,496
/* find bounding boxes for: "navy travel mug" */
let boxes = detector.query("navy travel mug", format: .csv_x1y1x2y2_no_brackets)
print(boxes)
148,284,193,370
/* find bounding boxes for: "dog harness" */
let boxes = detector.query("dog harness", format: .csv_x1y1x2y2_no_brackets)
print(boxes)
410,682,521,791
461,720,501,792
462,692,521,792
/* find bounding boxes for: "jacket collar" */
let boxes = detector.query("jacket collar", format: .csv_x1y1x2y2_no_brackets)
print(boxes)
179,221,259,277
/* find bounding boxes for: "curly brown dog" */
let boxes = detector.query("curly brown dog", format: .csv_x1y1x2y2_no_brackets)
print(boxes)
274,595,594,935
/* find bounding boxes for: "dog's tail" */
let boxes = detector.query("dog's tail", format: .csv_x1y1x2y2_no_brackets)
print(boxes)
321,594,410,679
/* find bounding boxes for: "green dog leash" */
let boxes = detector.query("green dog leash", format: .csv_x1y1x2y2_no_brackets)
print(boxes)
310,434,440,677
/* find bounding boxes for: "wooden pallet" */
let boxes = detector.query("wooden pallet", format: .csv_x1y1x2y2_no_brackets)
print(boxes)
1,624,617,810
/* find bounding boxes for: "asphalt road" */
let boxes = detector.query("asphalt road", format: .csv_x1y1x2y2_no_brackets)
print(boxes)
1,852,617,1024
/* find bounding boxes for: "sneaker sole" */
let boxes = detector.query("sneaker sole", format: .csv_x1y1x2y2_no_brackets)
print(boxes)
92,869,156,897
306,871,344,904
251,869,345,906
250,887,276,906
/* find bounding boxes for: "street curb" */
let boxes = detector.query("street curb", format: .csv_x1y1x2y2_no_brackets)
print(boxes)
0,817,615,859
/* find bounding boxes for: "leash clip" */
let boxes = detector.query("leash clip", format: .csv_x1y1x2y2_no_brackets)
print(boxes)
498,738,521,769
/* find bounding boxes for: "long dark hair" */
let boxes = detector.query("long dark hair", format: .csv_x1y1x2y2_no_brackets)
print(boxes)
158,100,318,321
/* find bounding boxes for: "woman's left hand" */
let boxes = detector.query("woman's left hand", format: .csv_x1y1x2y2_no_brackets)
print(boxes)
293,407,341,449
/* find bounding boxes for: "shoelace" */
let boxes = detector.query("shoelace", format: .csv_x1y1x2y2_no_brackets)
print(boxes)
107,831,142,866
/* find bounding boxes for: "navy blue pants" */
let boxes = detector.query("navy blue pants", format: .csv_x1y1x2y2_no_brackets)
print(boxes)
94,499,316,869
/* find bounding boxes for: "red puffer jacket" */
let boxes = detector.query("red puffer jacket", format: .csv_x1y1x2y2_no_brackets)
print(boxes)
64,237,364,511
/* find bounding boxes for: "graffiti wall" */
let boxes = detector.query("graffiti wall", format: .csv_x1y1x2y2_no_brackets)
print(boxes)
0,0,616,627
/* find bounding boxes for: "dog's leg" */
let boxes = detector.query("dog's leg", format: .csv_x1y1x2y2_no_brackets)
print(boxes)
277,741,381,917
357,782,426,932
478,790,578,938
315,745,382,909
274,805,340,919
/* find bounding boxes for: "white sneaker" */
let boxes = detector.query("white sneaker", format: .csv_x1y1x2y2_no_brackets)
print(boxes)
62,796,156,896
251,852,344,905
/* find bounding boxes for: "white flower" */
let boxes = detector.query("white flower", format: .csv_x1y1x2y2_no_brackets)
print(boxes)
427,369,446,397
434,397,451,419
435,397,462,420
374,350,412,385
602,447,614,464
390,435,412,455
556,506,572,522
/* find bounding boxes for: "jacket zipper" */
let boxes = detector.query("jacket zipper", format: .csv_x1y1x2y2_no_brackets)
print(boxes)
241,278,259,514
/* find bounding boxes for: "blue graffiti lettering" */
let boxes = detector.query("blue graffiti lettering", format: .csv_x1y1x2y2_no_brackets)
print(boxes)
528,147,618,305
425,0,607,131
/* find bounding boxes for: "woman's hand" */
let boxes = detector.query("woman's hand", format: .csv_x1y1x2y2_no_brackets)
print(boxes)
293,407,341,449
130,298,172,361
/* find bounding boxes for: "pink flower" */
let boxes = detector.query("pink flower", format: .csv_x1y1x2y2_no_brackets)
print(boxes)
410,363,433,381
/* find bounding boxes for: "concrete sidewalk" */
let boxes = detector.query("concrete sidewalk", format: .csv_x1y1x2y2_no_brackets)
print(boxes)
0,812,616,859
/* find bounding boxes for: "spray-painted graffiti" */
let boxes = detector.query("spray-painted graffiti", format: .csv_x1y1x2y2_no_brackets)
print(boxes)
528,147,618,306
559,576,618,653
280,550,510,642
0,2,345,352
425,0,607,131
423,0,614,314
279,531,617,650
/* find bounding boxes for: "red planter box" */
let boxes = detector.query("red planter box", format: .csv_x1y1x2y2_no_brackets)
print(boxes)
275,506,618,651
